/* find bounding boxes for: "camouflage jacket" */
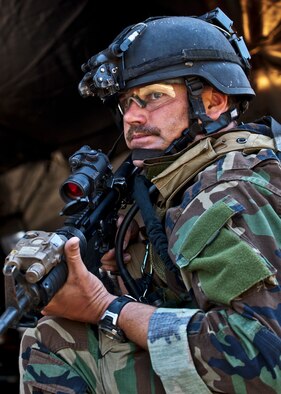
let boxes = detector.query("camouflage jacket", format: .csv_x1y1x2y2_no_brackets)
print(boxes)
146,117,281,393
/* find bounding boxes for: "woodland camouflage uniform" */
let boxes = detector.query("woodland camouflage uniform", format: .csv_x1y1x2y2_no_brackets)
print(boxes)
20,118,281,393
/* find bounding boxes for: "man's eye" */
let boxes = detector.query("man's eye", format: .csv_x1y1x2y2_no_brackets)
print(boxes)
149,92,164,101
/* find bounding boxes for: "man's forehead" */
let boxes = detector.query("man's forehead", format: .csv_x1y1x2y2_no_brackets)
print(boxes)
120,78,185,98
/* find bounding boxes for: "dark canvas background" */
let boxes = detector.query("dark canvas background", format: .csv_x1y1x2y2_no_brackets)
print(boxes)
0,1,280,391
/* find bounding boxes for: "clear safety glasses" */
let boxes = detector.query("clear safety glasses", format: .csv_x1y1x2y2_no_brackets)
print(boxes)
118,82,182,115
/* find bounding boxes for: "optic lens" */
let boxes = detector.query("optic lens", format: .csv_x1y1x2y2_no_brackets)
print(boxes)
60,173,92,202
65,182,84,198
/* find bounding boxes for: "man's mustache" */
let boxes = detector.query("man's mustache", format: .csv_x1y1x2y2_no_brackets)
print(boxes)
126,125,161,142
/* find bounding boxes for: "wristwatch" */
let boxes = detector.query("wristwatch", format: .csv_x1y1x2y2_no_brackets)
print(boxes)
98,295,137,342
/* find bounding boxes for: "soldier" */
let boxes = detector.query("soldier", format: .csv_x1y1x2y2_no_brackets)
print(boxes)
19,8,281,393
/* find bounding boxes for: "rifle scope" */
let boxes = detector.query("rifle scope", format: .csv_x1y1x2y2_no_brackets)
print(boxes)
60,145,112,202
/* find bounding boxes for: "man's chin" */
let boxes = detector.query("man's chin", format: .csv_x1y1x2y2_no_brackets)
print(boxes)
129,134,161,149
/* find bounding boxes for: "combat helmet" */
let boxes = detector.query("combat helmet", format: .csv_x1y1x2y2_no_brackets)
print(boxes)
79,8,255,152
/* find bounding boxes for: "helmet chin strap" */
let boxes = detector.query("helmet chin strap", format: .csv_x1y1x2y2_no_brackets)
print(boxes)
186,76,238,133
163,77,238,155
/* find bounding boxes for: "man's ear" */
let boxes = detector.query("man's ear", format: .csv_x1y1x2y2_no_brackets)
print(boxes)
203,88,229,120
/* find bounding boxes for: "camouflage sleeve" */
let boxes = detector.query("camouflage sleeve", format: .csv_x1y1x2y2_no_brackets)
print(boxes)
147,307,212,393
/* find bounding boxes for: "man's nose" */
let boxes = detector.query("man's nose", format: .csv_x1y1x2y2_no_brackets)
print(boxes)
123,100,148,123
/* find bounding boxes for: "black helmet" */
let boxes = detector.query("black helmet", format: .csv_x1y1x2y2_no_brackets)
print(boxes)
79,8,255,101
79,8,255,151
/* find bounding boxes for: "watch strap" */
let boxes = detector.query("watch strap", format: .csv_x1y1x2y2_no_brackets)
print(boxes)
99,294,136,342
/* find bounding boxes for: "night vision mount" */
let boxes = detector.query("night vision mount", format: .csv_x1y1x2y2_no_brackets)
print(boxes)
78,23,147,100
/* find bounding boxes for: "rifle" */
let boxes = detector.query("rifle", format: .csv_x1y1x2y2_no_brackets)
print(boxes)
0,145,139,335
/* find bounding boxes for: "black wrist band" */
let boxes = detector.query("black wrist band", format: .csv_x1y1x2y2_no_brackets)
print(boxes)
98,295,137,342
